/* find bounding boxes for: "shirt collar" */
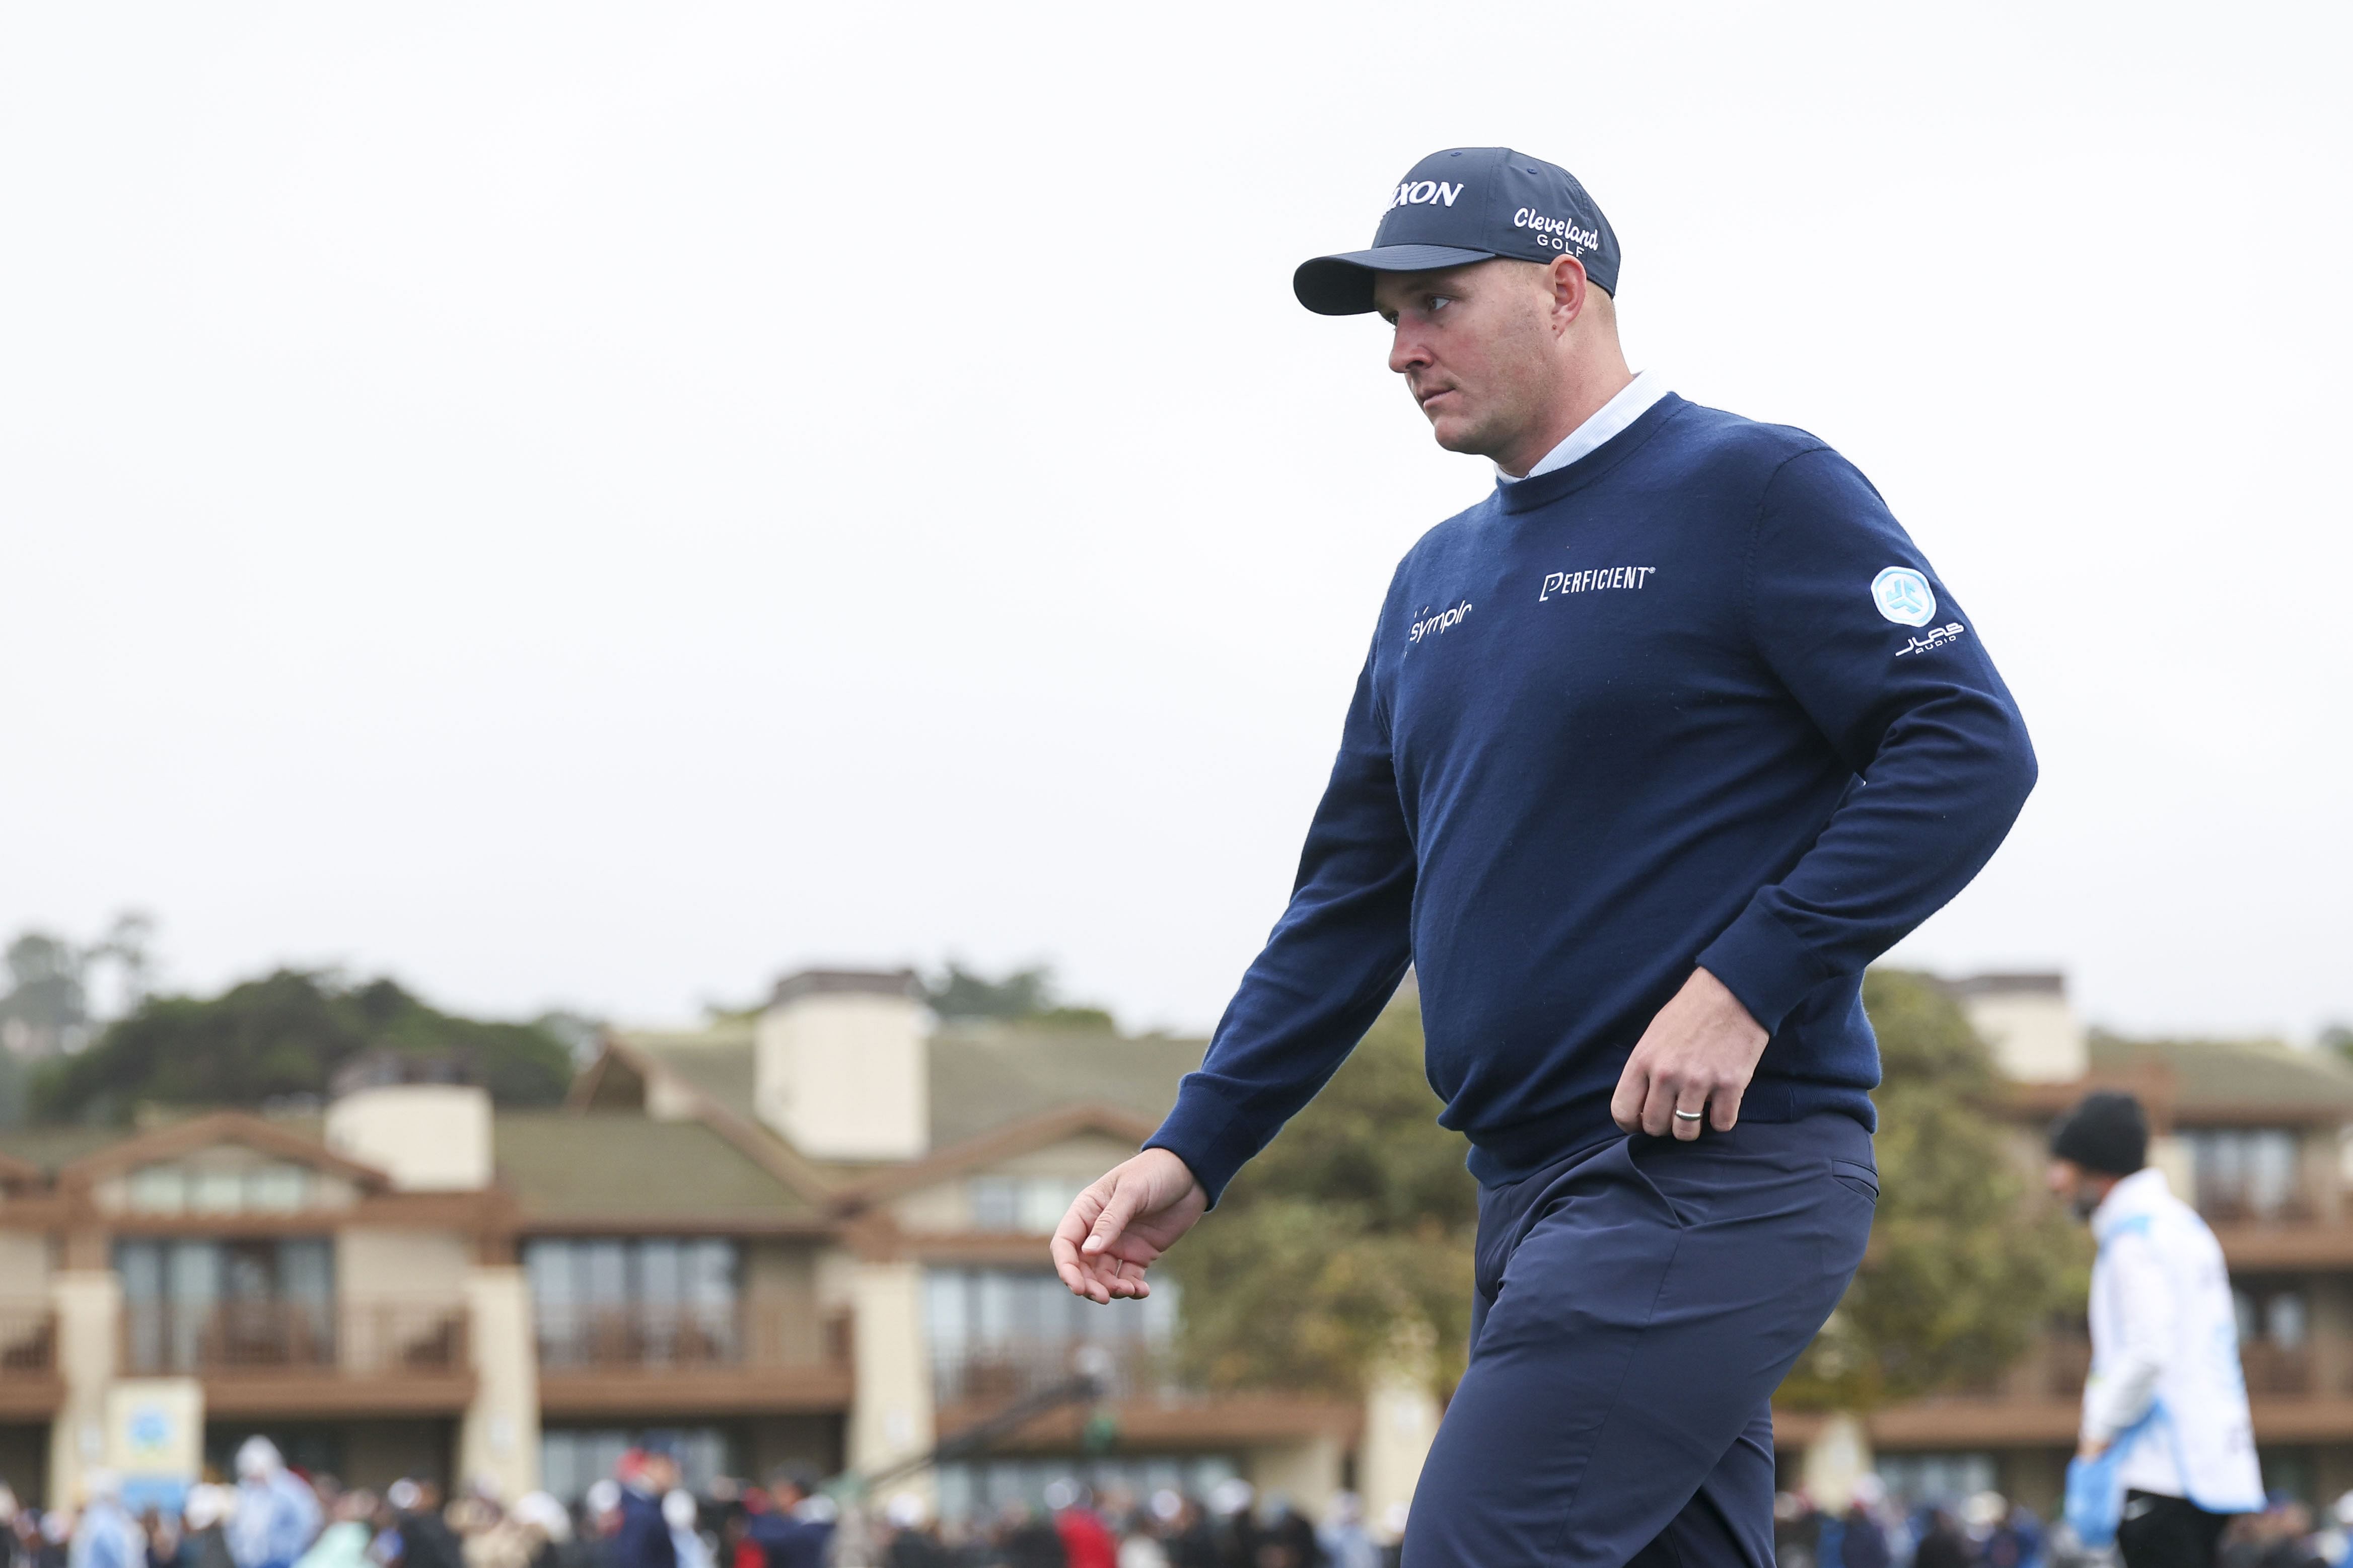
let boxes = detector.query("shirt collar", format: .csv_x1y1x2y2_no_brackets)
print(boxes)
2091,1165,2171,1236
1495,368,1671,485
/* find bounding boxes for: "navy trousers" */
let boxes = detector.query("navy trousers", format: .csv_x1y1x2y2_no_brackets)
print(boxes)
1404,1112,1877,1568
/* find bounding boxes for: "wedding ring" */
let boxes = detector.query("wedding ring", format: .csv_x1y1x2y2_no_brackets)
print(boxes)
1672,1109,1704,1121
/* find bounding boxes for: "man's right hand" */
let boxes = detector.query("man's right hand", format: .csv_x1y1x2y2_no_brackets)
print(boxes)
1049,1148,1208,1305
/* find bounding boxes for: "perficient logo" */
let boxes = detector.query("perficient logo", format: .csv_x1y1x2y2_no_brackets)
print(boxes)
1390,180,1466,212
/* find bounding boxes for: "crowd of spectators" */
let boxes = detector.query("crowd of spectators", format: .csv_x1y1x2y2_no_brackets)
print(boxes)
0,1438,1392,1568
1773,1478,2353,1568
20,1438,2353,1568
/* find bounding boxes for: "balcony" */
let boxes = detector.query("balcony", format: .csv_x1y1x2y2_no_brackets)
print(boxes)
934,1335,1184,1408
532,1301,854,1416
930,1336,1360,1452
0,1308,61,1417
120,1299,473,1416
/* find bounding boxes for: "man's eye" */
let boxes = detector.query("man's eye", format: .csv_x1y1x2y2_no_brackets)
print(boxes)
1428,295,1453,313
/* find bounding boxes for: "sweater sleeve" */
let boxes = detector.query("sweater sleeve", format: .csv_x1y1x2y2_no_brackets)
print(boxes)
1695,447,2038,1032
1142,639,1417,1205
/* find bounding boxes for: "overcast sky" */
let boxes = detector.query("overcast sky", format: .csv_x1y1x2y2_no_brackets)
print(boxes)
2,3,2346,1043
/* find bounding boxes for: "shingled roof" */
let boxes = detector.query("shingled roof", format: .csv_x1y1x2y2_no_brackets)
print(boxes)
2089,1033,2353,1121
492,1110,820,1224
613,1019,1202,1156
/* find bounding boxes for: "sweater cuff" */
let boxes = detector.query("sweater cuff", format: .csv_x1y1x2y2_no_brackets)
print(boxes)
1696,901,1826,1035
1142,1079,1260,1209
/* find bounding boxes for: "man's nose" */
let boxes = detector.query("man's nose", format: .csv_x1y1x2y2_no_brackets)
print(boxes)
1388,324,1430,377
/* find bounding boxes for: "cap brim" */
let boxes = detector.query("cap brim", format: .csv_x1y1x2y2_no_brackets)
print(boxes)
1292,245,1501,316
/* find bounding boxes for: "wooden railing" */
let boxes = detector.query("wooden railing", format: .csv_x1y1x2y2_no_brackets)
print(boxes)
2195,1191,2320,1226
120,1300,467,1378
534,1302,848,1373
0,1309,55,1378
2240,1341,2315,1397
932,1335,1184,1408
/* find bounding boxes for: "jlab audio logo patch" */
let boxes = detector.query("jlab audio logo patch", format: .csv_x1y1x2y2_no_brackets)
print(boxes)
1871,567,1937,627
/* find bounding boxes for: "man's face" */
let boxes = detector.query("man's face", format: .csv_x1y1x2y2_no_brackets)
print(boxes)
2046,1157,2104,1221
1373,260,1560,462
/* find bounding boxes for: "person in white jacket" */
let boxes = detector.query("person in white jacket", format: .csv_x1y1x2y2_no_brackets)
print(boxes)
2049,1091,2264,1568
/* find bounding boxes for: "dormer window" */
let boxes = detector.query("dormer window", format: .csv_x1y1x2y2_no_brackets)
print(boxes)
126,1161,315,1216
967,1175,1085,1234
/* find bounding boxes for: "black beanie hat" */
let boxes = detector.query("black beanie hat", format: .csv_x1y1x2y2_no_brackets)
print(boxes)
2050,1090,2149,1176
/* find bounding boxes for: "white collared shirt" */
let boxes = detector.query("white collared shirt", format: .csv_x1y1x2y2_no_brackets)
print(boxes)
1495,368,1671,484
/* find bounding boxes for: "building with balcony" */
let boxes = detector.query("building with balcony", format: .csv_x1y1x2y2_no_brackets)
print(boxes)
9,964,2345,1523
0,970,1411,1522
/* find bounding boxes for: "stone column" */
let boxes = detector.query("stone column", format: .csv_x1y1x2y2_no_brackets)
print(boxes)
845,1260,934,1501
1247,1434,1345,1519
1800,1411,1872,1513
457,1266,540,1500
48,1270,121,1509
1358,1366,1440,1538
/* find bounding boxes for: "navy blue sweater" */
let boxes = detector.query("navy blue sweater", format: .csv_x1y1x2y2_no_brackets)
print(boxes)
1147,394,2036,1199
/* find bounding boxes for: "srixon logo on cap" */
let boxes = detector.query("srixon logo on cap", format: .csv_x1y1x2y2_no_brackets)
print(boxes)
1389,179,1465,211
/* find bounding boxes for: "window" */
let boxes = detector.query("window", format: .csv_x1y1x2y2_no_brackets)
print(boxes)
126,1162,313,1216
540,1428,732,1501
966,1175,1086,1234
1876,1452,1998,1507
114,1238,335,1373
936,1455,1237,1524
2234,1285,2308,1348
2186,1129,2302,1221
2233,1283,2313,1396
523,1238,740,1367
128,1167,187,1214
923,1267,1180,1404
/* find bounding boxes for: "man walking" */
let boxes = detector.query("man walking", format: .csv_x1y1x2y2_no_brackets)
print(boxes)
2049,1091,2262,1568
1052,146,2037,1568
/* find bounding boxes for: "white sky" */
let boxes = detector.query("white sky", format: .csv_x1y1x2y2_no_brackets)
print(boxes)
2,4,2347,1043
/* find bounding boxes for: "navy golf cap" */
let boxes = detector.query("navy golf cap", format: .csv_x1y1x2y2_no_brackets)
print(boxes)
1294,147,1621,316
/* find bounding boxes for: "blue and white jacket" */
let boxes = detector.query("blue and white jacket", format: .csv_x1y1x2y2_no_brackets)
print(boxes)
2086,1166,2263,1511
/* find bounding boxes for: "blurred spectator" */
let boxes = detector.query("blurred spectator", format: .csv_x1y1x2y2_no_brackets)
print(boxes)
229,1442,320,1568
388,1483,461,1568
999,1504,1065,1568
610,1454,676,1568
1160,1496,1214,1568
742,1472,828,1568
1913,1508,1970,1568
507,1495,574,1568
1045,1485,1113,1568
880,1497,947,1568
72,1471,139,1568
181,1487,236,1568
1204,1483,1256,1568
1775,1494,1823,1568
1258,1502,1321,1568
293,1491,373,1568
41,1509,75,1568
658,1495,704,1568
1314,1496,1372,1568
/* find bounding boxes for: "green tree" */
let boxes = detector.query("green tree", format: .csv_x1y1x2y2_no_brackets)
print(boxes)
924,962,1115,1031
30,969,574,1124
1163,998,1477,1398
0,931,93,1057
1164,970,2080,1410
1776,968,2087,1409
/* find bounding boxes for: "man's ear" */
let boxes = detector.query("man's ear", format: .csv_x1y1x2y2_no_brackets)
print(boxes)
1548,254,1591,333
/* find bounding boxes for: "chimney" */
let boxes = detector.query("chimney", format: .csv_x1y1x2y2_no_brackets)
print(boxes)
756,969,929,1160
1945,973,2087,1083
324,1083,493,1190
